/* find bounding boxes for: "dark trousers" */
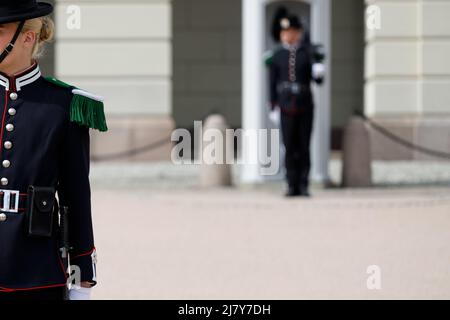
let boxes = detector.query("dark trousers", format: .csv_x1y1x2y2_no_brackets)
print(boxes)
280,109,314,190
0,286,66,301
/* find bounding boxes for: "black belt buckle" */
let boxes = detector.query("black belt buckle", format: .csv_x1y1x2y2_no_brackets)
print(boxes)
26,185,57,238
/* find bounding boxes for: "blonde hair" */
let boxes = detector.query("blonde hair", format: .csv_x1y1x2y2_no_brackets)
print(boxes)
21,16,55,59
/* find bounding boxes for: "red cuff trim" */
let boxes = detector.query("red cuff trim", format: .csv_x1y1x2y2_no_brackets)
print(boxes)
71,247,96,260
0,283,67,293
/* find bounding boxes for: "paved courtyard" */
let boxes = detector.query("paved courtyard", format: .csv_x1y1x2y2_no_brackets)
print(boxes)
89,161,450,300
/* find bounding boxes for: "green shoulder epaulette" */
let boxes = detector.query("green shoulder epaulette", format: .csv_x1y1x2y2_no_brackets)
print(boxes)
70,89,108,132
45,77,108,132
263,50,274,66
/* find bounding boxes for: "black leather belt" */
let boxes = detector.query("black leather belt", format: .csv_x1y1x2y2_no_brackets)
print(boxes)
277,82,310,95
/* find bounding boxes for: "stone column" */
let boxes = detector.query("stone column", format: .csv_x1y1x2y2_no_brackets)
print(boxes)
310,0,332,185
200,115,233,187
241,0,265,183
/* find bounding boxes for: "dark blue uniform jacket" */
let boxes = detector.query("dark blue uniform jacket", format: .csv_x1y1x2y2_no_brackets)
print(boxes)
0,61,107,292
267,43,322,115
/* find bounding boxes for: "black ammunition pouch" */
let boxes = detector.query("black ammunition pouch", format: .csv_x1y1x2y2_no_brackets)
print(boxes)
26,186,58,238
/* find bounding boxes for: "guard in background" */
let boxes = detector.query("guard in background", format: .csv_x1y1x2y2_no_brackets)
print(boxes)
0,0,108,300
266,13,325,197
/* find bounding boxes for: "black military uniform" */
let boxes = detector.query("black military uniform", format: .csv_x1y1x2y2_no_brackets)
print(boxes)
266,15,322,197
0,1,108,299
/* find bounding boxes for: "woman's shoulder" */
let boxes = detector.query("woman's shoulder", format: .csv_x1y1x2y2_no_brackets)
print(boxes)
44,77,108,132
264,45,285,66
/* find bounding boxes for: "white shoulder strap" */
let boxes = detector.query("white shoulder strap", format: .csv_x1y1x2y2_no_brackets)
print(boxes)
72,89,105,102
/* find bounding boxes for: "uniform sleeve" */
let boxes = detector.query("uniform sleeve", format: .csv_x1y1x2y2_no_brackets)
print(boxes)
269,57,279,109
57,120,97,285
312,63,324,85
309,47,324,85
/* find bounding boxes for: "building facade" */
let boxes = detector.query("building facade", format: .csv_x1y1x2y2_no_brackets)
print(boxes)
365,0,450,161
47,0,449,179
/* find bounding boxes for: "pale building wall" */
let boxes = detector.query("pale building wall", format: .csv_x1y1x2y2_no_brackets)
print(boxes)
420,1,450,114
39,0,55,76
54,0,174,161
365,0,450,160
365,0,420,116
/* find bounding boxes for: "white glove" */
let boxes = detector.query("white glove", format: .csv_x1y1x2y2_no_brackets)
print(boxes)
312,63,326,79
69,286,92,300
269,108,280,126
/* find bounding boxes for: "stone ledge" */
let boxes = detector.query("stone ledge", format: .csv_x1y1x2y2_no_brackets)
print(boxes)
368,115,450,161
90,115,175,162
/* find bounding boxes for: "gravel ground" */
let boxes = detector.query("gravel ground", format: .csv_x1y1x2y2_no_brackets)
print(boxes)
87,160,450,300
90,159,450,190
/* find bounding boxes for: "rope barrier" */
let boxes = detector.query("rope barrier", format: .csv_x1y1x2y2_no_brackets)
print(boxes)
91,114,450,162
92,137,173,162
357,112,450,160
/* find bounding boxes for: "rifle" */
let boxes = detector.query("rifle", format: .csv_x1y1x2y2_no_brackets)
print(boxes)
59,205,70,300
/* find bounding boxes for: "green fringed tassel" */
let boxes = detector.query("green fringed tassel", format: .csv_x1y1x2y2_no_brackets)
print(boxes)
70,94,108,132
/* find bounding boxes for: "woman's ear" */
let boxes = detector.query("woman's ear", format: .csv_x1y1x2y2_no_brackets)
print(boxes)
21,30,37,50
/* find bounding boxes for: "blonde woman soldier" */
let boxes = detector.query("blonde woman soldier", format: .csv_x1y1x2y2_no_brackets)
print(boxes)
0,1,108,300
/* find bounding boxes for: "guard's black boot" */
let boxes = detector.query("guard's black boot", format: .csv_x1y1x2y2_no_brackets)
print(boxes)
299,185,311,197
285,186,300,197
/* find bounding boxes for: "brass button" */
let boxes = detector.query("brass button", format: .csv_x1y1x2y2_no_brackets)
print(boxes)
3,141,12,150
2,160,10,168
0,213,6,222
1,177,8,186
8,108,16,116
5,124,14,132
9,92,18,101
